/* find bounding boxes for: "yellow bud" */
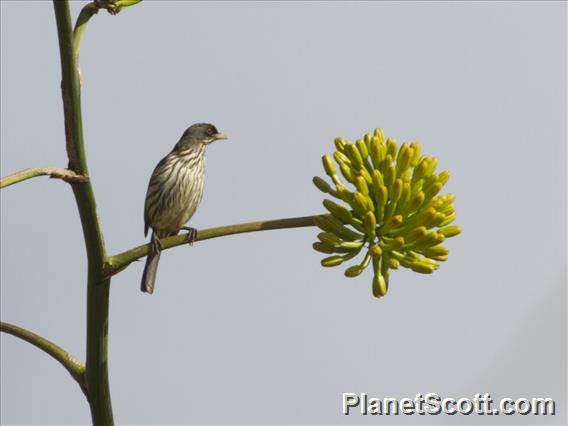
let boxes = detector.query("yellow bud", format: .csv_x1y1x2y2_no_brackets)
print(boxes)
349,216,367,234
333,205,353,223
322,154,336,177
352,177,366,196
422,245,449,260
344,265,363,277
425,157,439,176
428,212,446,228
321,255,344,267
313,242,335,254
352,192,373,216
384,158,396,187
410,260,437,274
384,214,403,231
413,157,431,181
312,176,331,194
379,215,402,236
374,128,385,143
363,211,377,237
424,182,443,201
339,163,355,183
429,254,448,261
318,232,341,245
396,143,412,175
115,0,142,10
335,183,353,204
409,143,422,166
370,245,382,257
380,235,404,250
390,179,403,203
340,241,365,249
399,182,411,206
412,231,444,249
346,143,363,169
356,139,369,159
415,207,437,227
326,215,365,241
392,236,405,249
334,151,351,166
323,199,352,224
386,138,398,159
371,169,385,189
438,170,450,185
405,226,427,243
364,134,373,153
423,245,448,256
378,185,388,207
313,215,334,233
440,212,457,227
370,173,387,221
370,138,386,169
440,204,456,218
372,272,388,297
441,193,456,205
386,257,400,269
356,167,373,185
334,137,347,152
438,225,461,238
427,196,444,211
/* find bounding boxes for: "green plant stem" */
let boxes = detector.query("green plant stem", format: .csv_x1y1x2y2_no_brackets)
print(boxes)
53,1,113,424
105,215,319,275
0,321,87,395
73,2,100,64
0,167,89,189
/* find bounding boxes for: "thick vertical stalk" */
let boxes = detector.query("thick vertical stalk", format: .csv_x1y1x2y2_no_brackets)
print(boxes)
53,1,113,424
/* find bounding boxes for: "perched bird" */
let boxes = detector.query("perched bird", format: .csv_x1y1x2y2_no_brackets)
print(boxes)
141,123,227,294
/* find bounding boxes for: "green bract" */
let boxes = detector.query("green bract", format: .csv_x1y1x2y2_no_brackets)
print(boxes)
313,128,461,298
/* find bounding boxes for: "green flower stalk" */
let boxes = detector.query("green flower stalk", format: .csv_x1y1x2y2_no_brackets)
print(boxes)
95,0,142,15
313,128,461,298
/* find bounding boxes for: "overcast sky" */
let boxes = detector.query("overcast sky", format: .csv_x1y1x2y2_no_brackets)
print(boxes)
1,1,566,425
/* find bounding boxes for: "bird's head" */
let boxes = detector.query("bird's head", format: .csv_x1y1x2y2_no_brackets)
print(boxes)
177,123,227,150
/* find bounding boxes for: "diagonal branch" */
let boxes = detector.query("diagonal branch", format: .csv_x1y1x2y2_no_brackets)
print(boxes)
0,167,89,189
104,215,319,276
0,321,87,395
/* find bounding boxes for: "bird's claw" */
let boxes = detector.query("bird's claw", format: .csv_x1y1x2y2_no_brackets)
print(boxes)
181,226,197,246
151,235,163,253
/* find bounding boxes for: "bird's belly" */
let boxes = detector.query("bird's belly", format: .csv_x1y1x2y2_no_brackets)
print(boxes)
148,160,205,235
153,187,203,233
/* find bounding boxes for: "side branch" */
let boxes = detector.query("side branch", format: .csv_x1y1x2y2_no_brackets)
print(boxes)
105,215,319,276
73,2,100,64
0,321,86,393
0,167,89,189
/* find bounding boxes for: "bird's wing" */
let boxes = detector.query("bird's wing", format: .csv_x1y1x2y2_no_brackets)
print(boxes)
143,153,172,237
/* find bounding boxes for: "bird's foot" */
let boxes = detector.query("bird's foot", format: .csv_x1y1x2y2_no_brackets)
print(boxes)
181,226,198,246
151,234,163,253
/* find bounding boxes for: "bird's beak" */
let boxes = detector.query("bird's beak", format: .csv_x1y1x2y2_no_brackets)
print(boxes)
214,133,228,141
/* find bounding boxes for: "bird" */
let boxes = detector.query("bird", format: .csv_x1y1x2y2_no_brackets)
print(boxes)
141,123,227,294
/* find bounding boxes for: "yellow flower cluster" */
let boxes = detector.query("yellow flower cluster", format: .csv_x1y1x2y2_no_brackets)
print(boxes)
313,129,461,298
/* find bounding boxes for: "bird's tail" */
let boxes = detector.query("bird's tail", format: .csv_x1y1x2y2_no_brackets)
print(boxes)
141,237,161,294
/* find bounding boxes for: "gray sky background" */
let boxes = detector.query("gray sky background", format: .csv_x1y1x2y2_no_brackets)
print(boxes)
1,1,566,425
